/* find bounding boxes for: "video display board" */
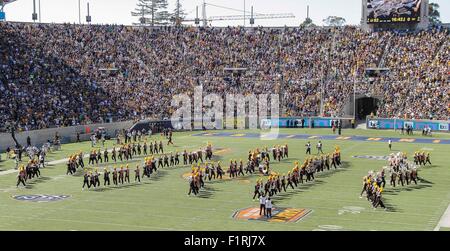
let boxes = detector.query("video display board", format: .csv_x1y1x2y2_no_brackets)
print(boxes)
367,0,422,23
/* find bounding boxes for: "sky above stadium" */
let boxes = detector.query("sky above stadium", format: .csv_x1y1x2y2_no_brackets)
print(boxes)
2,0,449,26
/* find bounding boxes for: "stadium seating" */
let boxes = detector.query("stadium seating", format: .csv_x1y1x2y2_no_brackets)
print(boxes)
0,23,448,131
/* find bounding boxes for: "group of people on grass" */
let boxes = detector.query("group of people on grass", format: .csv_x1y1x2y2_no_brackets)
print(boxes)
360,151,428,210
253,147,342,199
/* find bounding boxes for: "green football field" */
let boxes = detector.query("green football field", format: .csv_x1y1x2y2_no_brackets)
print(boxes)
1,128,450,231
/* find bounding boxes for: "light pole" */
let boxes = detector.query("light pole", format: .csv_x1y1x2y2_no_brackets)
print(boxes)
32,0,38,22
353,80,356,120
320,80,324,117
243,0,245,27
78,0,81,24
86,2,91,24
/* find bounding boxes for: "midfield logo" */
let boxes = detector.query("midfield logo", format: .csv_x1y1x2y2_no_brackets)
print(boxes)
232,206,312,223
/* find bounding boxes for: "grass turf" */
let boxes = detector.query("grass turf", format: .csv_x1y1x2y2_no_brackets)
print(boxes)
0,128,449,231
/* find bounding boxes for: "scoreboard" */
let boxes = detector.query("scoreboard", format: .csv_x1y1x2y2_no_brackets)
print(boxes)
2,0,18,5
367,0,422,23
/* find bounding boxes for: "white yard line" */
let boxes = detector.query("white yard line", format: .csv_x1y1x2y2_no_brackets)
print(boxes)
0,157,72,176
434,203,450,231
0,149,116,176
0,169,17,176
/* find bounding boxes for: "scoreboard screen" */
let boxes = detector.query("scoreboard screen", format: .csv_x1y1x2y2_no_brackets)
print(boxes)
367,0,422,23
2,0,18,5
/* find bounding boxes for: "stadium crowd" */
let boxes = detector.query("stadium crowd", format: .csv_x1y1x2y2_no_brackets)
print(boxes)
1,22,448,132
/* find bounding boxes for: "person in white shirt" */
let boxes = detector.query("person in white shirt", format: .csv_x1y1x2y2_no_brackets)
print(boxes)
91,134,96,147
305,142,311,155
265,197,273,218
259,195,266,216
317,141,323,154
14,154,19,170
388,139,392,150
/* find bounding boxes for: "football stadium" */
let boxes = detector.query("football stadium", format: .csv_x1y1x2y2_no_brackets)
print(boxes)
0,0,449,235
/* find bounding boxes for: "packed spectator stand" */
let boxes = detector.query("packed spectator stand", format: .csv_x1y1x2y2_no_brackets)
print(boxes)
0,22,448,132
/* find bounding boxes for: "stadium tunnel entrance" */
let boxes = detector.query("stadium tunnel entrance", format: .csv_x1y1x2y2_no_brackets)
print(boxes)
356,97,380,120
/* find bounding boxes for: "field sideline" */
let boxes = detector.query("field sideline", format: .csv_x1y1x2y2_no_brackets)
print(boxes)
0,128,449,231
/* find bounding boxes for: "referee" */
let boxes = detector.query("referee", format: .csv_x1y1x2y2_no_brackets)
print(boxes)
317,141,324,154
265,197,273,218
259,194,267,216
305,142,311,155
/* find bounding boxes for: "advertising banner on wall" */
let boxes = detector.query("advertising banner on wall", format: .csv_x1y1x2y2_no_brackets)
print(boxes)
438,123,449,131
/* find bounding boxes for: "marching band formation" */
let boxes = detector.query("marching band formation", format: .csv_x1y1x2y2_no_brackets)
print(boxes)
187,144,291,196
360,151,429,210
15,145,48,187
77,144,213,190
11,129,434,216
253,146,342,199
387,152,422,187
16,159,42,187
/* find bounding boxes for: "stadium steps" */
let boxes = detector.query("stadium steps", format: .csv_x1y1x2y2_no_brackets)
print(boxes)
434,38,448,61
377,37,392,68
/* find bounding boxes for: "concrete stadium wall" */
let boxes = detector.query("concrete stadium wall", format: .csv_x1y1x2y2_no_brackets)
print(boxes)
0,121,134,152
132,117,354,131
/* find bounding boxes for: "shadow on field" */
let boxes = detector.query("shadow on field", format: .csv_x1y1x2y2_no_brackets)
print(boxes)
273,180,327,203
150,170,169,181
196,186,219,199
87,170,169,192
24,184,35,189
384,183,432,195
379,177,434,212
380,197,402,212
272,157,296,163
383,176,433,196
417,177,433,184
314,161,350,177
205,174,253,185
210,156,224,162
91,182,144,192
72,170,85,177
24,176,52,187
87,159,144,168
360,174,435,213
417,165,437,169
272,162,350,203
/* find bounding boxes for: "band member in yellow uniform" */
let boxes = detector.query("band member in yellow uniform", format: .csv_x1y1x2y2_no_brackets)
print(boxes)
104,167,111,186
135,165,141,183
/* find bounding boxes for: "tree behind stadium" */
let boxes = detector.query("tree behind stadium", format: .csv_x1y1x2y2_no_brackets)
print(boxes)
300,17,315,28
171,0,186,26
322,16,346,27
131,0,171,26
